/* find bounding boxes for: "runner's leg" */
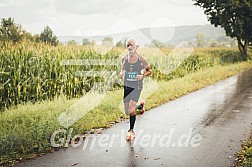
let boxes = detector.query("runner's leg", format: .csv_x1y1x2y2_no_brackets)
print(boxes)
128,89,141,131
129,100,137,130
123,86,133,115
124,103,129,115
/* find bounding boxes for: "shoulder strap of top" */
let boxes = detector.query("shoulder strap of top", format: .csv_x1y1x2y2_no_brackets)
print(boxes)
138,54,144,63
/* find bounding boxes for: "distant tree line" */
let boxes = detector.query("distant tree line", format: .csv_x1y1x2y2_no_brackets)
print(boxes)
195,33,237,48
0,17,127,48
0,17,59,46
1,12,251,57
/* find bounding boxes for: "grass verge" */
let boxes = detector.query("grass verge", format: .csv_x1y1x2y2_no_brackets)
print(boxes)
236,137,252,166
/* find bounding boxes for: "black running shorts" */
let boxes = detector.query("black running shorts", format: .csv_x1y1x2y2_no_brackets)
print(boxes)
123,86,141,103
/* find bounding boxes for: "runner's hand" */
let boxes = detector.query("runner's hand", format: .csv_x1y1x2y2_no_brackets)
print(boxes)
119,70,125,78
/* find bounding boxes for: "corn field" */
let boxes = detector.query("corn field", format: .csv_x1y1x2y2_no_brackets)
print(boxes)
0,41,244,110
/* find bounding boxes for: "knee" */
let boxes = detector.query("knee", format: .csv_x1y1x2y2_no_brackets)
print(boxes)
128,106,135,116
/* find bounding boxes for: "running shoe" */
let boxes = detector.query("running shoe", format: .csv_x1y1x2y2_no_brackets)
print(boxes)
126,130,135,141
135,101,145,115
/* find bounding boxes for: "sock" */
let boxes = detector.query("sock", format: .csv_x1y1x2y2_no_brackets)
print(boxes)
129,114,136,130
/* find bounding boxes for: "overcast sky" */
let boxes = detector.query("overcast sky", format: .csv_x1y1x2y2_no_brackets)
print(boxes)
0,0,209,36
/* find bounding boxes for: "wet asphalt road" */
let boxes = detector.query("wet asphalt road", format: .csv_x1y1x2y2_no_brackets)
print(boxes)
15,69,252,167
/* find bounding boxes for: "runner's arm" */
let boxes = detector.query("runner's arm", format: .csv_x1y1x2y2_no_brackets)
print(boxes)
140,56,152,77
119,56,126,78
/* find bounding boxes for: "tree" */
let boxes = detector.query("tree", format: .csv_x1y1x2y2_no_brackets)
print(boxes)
123,38,128,47
34,34,41,43
39,26,59,46
90,40,96,45
102,37,113,47
230,39,238,47
0,17,23,43
22,31,34,42
193,0,252,60
67,40,78,46
115,40,124,47
196,33,206,47
151,40,164,48
82,38,90,45
209,39,219,47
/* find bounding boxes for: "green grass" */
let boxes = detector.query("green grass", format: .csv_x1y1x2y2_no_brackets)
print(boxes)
236,137,252,167
0,60,251,166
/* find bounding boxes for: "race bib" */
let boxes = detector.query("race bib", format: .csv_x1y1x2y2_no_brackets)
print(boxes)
125,71,138,81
